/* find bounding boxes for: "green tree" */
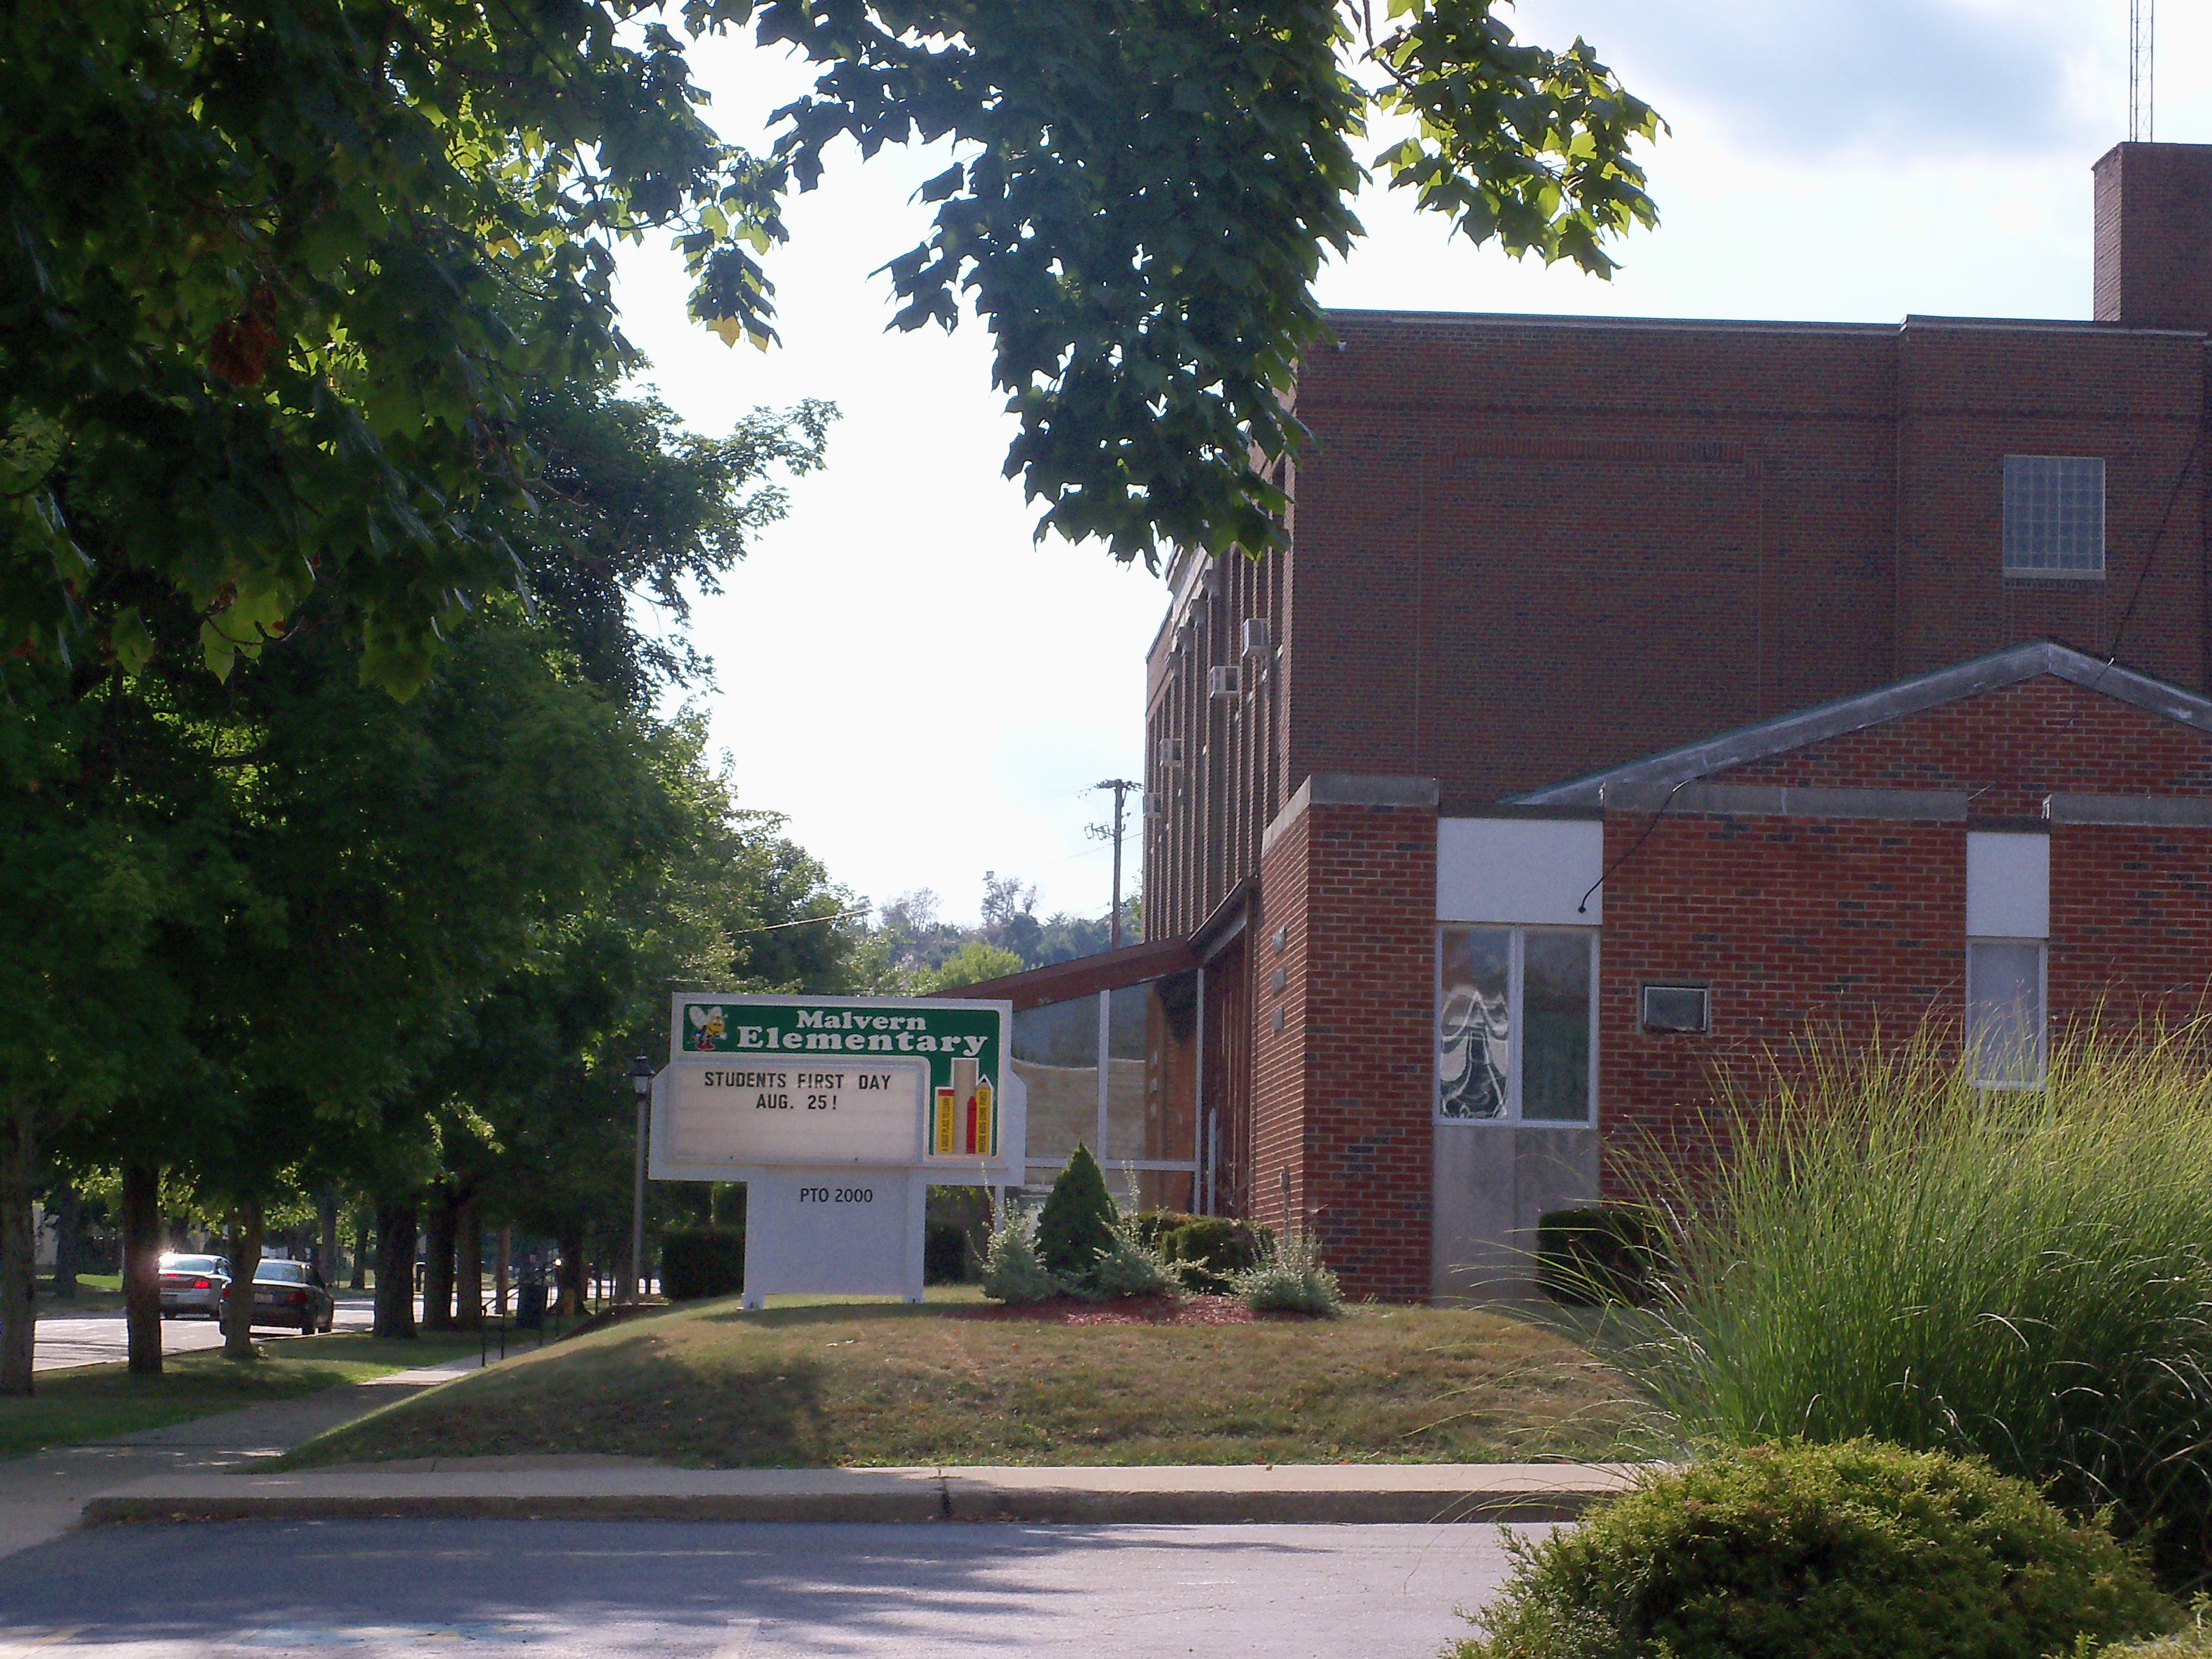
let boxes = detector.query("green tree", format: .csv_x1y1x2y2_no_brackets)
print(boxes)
4,2,1657,684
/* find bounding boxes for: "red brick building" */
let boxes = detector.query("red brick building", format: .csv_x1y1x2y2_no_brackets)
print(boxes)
953,142,2212,1301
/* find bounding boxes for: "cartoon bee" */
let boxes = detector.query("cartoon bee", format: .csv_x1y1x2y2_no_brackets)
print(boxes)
687,1005,727,1050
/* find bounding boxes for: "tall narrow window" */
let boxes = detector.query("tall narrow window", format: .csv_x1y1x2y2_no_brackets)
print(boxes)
1438,927,1595,1124
2002,455,2104,578
1967,939,2044,1086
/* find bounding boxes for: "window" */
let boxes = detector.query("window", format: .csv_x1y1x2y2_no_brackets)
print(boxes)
1640,983,1711,1034
1967,939,2044,1086
2003,455,2104,578
1014,973,1201,1207
1437,927,1595,1124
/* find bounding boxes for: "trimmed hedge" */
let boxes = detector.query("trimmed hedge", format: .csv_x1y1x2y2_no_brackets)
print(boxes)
660,1226,745,1301
1451,1440,2175,1659
1158,1217,1269,1293
1535,1205,1666,1307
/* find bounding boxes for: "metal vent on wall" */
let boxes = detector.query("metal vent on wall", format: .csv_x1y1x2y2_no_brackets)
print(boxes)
1640,984,1711,1034
1241,619,1271,657
1157,738,1184,767
1208,666,1241,699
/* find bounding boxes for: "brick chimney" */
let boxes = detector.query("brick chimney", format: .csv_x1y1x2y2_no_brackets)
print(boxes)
2094,142,2212,331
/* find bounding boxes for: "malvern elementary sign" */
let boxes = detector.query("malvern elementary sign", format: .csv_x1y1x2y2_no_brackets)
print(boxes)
649,994,1023,1306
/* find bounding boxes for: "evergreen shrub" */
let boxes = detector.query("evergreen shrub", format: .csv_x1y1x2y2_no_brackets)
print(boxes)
659,1227,745,1301
1535,1206,1667,1307
1035,1143,1117,1284
1450,1442,2174,1659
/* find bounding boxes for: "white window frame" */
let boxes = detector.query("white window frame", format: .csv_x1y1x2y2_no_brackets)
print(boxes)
2002,454,2106,580
1966,937,2048,1089
1435,925,1599,1128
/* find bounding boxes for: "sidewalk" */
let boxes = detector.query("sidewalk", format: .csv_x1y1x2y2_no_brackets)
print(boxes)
0,1352,481,1559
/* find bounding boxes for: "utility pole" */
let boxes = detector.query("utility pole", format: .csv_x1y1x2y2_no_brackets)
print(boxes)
1093,778,1142,949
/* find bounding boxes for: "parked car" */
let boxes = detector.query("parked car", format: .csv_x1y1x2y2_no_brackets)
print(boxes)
218,1259,335,1335
157,1253,230,1321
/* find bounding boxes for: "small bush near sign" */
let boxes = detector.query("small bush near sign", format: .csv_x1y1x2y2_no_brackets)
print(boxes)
1536,1207,1666,1307
661,1228,746,1301
1036,1142,1119,1283
1448,1441,2173,1659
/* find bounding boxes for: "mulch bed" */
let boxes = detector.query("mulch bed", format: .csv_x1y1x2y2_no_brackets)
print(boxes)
952,1294,1280,1326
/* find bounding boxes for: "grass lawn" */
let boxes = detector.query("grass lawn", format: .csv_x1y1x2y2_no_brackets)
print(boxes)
280,1294,1636,1470
36,1273,125,1316
0,1333,481,1462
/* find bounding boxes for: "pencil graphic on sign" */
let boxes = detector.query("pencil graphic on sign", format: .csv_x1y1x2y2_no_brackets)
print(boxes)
971,1074,995,1156
933,1086,957,1154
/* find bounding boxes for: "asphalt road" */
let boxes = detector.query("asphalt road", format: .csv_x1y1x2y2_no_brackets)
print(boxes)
0,1519,1520,1656
34,1297,376,1370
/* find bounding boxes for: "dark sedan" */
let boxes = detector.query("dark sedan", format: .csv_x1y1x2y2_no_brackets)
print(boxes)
218,1259,335,1335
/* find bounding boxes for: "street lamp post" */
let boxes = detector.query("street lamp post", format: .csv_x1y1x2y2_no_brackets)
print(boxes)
630,1052,653,1304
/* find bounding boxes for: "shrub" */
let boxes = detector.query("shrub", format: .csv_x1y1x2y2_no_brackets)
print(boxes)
1090,1215,1179,1300
1613,1030,2212,1588
1535,1206,1667,1307
1126,1209,1197,1251
1035,1142,1118,1284
979,1203,1061,1304
1158,1216,1269,1293
1235,1226,1341,1317
924,1221,968,1285
1450,1441,2174,1659
659,1227,745,1301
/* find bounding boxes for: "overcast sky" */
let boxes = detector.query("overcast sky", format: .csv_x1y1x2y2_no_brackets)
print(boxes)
612,2,2211,928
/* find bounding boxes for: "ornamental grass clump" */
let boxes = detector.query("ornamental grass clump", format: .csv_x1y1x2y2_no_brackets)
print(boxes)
1614,1026,2212,1589
1449,1440,2174,1659
1235,1225,1342,1317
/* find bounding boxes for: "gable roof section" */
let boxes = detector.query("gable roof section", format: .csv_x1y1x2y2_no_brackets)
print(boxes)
1511,641,2212,809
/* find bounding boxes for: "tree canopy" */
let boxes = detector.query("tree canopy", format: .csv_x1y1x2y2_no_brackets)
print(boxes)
3,0,1658,693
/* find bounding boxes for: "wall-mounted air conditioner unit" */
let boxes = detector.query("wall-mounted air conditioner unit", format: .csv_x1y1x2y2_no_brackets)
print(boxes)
1241,619,1270,657
1208,666,1241,699
1157,738,1184,768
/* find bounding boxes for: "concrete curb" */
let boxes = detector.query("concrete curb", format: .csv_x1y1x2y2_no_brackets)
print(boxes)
79,1462,1642,1529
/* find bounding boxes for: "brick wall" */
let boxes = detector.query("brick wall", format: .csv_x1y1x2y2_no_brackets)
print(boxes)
1253,783,1436,1301
2050,823,2212,1027
1715,675,2212,817
2094,143,2212,329
1595,813,1964,1197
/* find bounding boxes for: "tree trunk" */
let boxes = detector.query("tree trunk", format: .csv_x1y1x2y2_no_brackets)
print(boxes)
221,1199,264,1359
51,1186,80,1298
372,1200,417,1339
317,1192,338,1286
0,1096,37,1396
454,1199,483,1330
350,1210,368,1291
556,1226,585,1317
122,1161,162,1375
494,1225,511,1319
421,1189,457,1331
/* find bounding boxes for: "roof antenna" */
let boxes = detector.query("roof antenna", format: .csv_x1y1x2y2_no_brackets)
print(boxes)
2128,0,2155,143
